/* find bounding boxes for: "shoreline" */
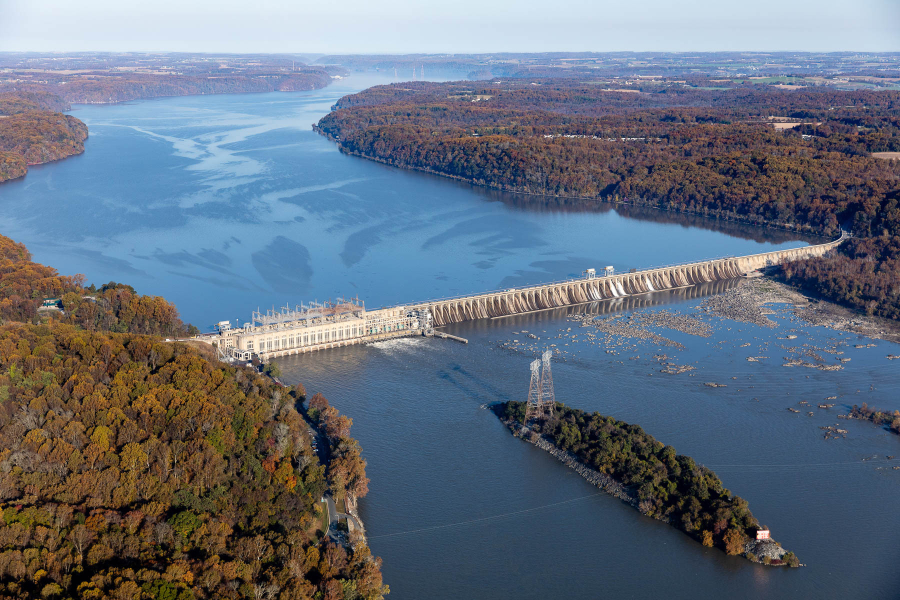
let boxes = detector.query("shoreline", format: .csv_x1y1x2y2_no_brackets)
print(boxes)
313,127,833,240
501,416,795,567
66,78,333,107
505,418,639,506
313,125,900,342
1,81,334,185
0,146,88,184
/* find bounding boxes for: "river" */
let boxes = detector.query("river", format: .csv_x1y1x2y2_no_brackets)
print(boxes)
1,74,813,329
0,76,897,599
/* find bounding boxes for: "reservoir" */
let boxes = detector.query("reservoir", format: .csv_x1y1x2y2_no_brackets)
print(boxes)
0,75,813,329
0,76,897,599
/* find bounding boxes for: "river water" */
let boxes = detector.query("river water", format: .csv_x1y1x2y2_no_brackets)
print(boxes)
279,289,900,600
0,76,897,599
1,75,813,329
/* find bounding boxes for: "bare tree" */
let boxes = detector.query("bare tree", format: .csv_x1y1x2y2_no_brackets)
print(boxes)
153,522,173,547
253,535,270,563
253,584,280,600
69,524,94,563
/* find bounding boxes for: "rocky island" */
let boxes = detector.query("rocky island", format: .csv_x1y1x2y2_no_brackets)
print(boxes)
494,400,800,567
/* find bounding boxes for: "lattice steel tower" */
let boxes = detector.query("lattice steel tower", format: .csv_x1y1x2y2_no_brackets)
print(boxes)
539,350,555,418
525,359,543,422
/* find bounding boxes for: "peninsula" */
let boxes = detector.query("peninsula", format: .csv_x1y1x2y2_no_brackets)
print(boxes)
0,92,88,183
316,79,900,322
0,233,388,599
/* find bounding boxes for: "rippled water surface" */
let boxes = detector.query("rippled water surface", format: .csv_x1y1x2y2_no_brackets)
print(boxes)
279,289,900,600
0,75,815,329
1,77,897,599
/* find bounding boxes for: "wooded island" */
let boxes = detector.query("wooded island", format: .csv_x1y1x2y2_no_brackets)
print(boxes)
495,400,800,567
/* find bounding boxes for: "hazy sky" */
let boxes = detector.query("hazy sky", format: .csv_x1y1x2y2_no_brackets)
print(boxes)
1,0,898,53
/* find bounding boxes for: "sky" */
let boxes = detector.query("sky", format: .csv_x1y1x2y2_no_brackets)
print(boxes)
0,0,898,53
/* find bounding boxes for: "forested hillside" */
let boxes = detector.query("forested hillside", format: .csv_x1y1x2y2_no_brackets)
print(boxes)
0,92,88,183
0,323,386,600
0,92,70,115
14,71,332,105
0,235,190,336
0,153,25,182
317,80,900,319
0,235,387,599
0,55,334,106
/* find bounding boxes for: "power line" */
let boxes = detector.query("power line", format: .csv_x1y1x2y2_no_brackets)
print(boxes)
368,491,605,540
367,458,897,540
704,457,897,471
706,458,894,467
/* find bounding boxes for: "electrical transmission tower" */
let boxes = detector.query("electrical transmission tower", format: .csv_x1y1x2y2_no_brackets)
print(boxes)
525,351,555,422
525,359,542,422
539,350,555,417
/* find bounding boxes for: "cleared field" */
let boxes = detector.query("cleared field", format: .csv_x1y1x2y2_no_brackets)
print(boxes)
766,117,820,130
772,122,803,130
872,152,900,160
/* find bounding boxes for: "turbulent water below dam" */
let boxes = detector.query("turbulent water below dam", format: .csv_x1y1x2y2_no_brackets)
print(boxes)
0,76,897,599
279,287,900,600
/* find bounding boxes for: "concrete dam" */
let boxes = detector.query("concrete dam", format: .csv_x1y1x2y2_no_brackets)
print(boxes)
206,232,846,361
408,232,847,327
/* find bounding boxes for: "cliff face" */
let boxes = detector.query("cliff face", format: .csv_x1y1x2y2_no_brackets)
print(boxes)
0,109,88,182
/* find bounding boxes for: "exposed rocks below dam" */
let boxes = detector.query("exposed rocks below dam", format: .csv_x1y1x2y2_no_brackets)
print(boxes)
701,277,900,344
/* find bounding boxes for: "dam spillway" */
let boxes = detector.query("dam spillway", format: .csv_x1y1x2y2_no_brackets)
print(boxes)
206,232,846,361
408,233,846,327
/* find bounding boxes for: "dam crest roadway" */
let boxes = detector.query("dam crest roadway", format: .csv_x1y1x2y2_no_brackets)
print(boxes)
202,232,847,362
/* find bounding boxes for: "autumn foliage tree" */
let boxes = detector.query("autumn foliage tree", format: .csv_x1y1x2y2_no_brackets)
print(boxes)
318,80,900,319
0,233,387,599
498,401,777,561
0,234,192,336
0,322,387,599
306,394,371,503
0,92,87,183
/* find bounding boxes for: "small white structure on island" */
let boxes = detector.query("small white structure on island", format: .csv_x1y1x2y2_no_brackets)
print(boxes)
756,528,771,541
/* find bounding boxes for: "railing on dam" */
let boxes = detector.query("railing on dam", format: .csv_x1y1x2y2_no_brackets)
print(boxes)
203,231,846,357
410,231,847,326
385,232,847,312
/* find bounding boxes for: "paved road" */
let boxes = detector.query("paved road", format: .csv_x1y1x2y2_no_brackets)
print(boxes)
323,494,365,538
